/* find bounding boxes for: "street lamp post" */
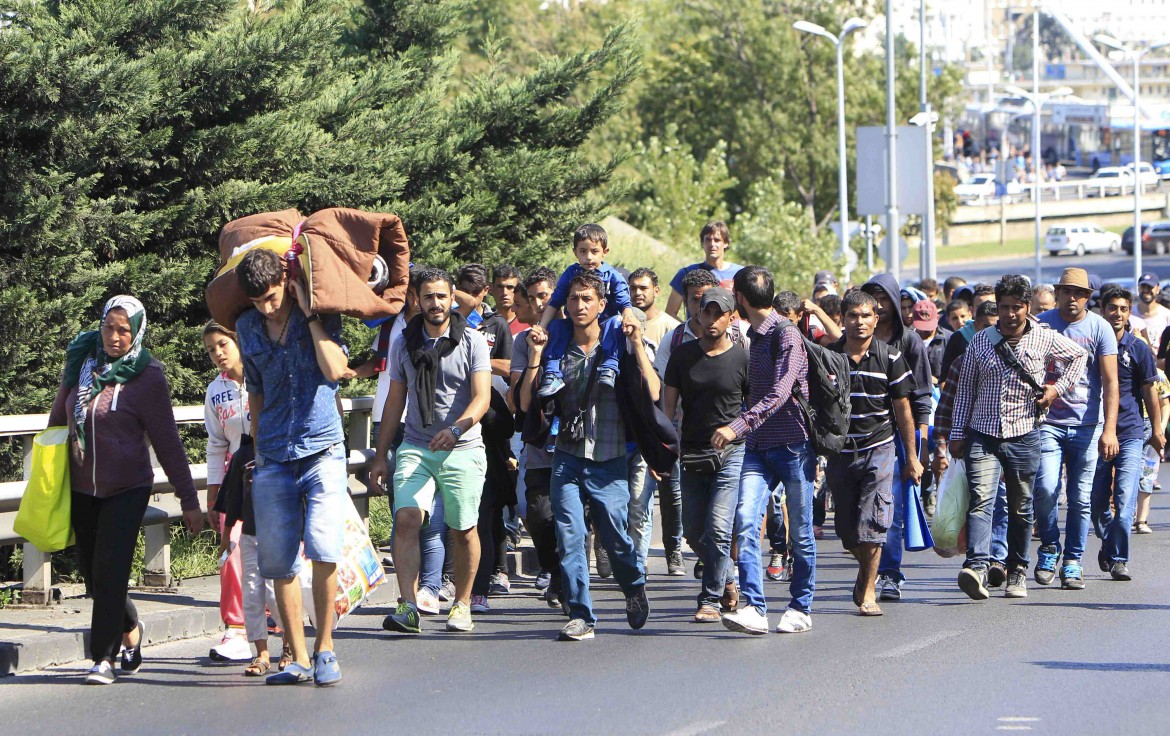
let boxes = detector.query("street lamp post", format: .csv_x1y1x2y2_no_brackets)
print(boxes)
918,0,936,282
1094,34,1170,285
794,17,867,283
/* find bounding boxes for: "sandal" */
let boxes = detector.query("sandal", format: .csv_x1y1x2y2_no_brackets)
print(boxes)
277,640,294,671
852,575,864,607
859,601,883,617
244,657,271,677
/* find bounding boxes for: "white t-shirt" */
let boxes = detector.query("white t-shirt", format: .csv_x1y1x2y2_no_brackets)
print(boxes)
373,316,409,423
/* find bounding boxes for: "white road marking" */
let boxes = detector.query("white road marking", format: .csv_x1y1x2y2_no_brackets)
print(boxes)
876,629,962,658
658,720,728,736
996,716,1040,731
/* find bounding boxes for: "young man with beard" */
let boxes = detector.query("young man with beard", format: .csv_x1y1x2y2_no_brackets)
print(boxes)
663,287,749,622
370,268,492,634
950,275,1087,600
826,290,921,616
1033,267,1120,590
629,267,680,348
1136,273,1169,348
533,271,651,641
491,264,527,337
664,220,743,319
1092,287,1165,581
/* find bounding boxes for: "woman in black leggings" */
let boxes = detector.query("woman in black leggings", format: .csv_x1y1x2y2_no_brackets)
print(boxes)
48,296,203,684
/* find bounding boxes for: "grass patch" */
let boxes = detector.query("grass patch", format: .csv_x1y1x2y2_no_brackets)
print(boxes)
368,495,392,546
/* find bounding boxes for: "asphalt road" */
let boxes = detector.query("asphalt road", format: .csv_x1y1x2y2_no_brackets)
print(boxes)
4,476,1170,736
908,251,1170,287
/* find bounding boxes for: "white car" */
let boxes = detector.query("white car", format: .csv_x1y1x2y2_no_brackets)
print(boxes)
1046,222,1121,256
1125,162,1161,189
955,173,997,203
1086,166,1135,195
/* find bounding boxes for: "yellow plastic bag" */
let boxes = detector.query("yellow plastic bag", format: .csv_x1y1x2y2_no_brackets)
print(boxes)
14,427,74,552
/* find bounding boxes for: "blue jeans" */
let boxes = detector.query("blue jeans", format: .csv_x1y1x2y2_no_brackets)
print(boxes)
375,422,447,595
647,459,684,556
625,449,653,568
964,430,1041,569
550,451,646,624
1034,423,1102,562
680,445,744,606
878,448,905,581
990,480,1009,563
1091,436,1143,563
543,315,624,383
734,442,817,614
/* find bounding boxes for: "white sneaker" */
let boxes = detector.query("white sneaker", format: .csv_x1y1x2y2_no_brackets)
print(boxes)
416,588,441,615
775,608,812,634
721,606,769,635
209,629,253,662
84,660,116,685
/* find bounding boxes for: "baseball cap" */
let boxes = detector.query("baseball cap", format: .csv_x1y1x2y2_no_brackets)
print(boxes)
700,286,735,314
953,284,976,302
975,300,998,318
1139,272,1160,287
910,299,939,331
813,269,838,286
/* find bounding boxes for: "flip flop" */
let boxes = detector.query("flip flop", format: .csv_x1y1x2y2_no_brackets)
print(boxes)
859,601,884,617
244,657,271,677
852,576,863,607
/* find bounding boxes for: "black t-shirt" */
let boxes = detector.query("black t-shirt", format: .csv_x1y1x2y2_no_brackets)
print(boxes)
477,308,513,361
664,340,750,448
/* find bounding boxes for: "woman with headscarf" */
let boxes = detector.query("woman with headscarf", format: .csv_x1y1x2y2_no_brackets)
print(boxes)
48,296,204,685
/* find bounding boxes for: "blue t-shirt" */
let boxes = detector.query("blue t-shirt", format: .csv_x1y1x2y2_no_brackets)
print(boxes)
239,309,346,463
1115,331,1157,441
549,262,631,320
1037,309,1117,426
669,261,743,296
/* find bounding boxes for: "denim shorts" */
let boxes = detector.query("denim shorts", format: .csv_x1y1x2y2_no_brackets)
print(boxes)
251,443,350,579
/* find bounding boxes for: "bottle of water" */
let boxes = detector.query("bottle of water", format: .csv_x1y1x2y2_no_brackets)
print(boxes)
1142,444,1159,487
545,416,560,454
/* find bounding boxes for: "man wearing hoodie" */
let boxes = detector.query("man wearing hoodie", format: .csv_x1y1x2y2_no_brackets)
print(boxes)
860,274,935,601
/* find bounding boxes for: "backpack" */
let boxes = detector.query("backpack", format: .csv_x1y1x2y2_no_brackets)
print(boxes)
775,319,852,455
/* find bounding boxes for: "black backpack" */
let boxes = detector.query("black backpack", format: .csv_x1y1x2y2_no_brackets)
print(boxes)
775,319,852,455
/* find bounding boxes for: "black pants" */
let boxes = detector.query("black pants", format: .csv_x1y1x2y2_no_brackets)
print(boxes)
524,468,560,589
71,487,151,663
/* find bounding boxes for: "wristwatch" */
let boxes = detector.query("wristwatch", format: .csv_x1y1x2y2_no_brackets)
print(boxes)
448,425,463,440
306,313,322,324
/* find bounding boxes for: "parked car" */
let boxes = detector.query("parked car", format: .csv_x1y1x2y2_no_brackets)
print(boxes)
1046,223,1121,256
1086,166,1136,196
1122,221,1170,255
955,173,997,203
1125,162,1161,190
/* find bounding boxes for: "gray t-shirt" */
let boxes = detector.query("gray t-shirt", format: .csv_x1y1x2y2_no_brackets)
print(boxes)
389,324,491,449
510,329,552,470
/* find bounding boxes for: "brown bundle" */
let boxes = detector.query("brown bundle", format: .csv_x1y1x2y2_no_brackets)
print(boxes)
205,208,410,329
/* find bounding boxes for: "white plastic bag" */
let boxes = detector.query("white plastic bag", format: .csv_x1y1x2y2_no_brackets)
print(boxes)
930,459,968,558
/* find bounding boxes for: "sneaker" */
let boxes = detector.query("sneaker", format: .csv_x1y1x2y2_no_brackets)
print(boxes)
957,566,990,601
544,586,562,609
489,572,511,596
1005,570,1028,598
779,556,793,582
266,661,312,685
625,587,650,630
312,650,342,687
381,554,394,568
470,594,491,614
765,552,785,581
382,600,421,634
1110,561,1132,581
535,571,552,590
84,660,116,685
438,575,456,602
1034,544,1059,586
446,601,475,632
1098,548,1111,573
776,608,812,634
1134,521,1153,534
415,588,441,615
209,628,252,661
721,605,769,635
120,622,145,674
559,618,595,641
597,367,617,388
1060,561,1085,590
537,373,565,397
877,575,902,601
813,525,825,540
987,561,1007,588
666,550,685,576
693,560,705,579
595,546,612,579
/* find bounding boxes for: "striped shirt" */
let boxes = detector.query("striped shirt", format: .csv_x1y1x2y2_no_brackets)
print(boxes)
727,310,809,449
828,336,913,452
950,323,1087,442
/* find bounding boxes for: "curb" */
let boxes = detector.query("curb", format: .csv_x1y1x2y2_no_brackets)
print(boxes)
0,546,538,676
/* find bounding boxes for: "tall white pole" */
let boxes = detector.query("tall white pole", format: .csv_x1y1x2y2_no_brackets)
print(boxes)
1033,9,1043,287
1134,52,1143,284
887,0,900,282
836,40,851,280
920,0,936,281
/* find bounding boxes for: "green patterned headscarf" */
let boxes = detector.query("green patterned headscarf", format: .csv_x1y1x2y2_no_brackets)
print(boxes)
63,296,152,451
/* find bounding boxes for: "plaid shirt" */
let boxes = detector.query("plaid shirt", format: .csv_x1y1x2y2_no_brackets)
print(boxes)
950,324,1087,442
933,354,965,438
727,310,809,450
556,341,626,462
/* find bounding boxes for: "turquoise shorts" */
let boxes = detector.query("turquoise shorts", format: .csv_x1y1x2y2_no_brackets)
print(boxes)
392,443,487,531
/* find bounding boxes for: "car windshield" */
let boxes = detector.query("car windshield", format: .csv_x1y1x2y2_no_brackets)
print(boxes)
1096,171,1120,178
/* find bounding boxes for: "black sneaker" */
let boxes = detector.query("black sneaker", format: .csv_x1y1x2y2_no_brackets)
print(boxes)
120,622,145,675
544,586,562,609
958,566,990,601
1005,570,1028,598
1034,544,1059,586
667,550,685,576
693,560,705,579
986,561,1007,588
1110,561,1132,581
558,618,595,641
1098,548,1110,573
595,546,612,578
625,587,650,630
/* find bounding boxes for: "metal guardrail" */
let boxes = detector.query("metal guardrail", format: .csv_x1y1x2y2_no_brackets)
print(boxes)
1,396,377,605
958,179,1165,207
